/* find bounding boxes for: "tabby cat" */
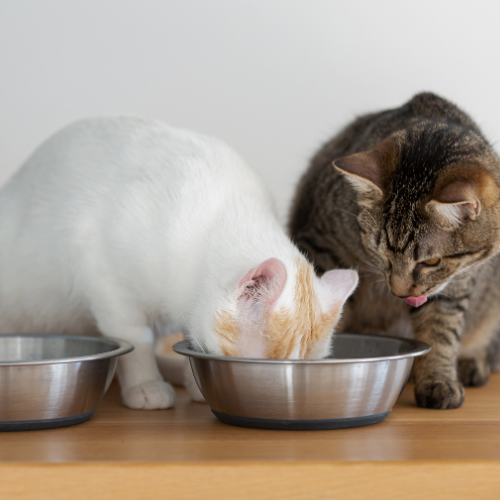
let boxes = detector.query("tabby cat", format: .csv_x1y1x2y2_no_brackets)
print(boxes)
290,92,500,409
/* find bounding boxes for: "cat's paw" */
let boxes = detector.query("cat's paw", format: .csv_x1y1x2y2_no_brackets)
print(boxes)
122,380,175,410
458,357,490,387
184,363,206,403
414,379,464,409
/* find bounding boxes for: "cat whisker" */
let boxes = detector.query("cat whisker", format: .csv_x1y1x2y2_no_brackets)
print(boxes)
359,273,382,279
433,292,454,301
180,312,205,353
334,207,376,233
357,252,380,268
359,263,384,277
361,267,384,276
347,197,378,227
334,207,359,220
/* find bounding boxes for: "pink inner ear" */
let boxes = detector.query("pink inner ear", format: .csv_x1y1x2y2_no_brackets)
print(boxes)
432,181,482,220
238,267,256,287
236,258,287,358
332,136,395,192
238,258,287,308
321,269,358,305
334,151,383,190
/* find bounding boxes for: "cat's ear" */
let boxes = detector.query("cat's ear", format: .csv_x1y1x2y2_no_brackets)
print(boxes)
320,269,358,311
236,258,287,357
333,137,395,197
427,181,482,229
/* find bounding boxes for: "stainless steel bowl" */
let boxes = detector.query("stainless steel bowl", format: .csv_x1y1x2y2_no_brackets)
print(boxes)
0,334,133,431
173,333,430,430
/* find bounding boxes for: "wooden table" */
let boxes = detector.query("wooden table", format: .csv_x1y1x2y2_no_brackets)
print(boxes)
1,375,500,499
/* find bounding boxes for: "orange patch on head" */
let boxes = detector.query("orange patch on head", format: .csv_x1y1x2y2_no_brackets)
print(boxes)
214,310,238,357
214,259,341,359
266,259,340,359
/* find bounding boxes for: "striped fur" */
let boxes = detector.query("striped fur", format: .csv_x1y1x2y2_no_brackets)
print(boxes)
290,92,500,409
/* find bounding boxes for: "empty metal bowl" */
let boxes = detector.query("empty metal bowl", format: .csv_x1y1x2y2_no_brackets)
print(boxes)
0,334,133,431
173,333,430,430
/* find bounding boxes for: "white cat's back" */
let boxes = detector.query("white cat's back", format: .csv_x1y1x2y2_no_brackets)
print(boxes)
0,117,273,333
2,117,267,211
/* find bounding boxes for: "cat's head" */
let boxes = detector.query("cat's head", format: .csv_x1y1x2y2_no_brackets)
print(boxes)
333,122,500,302
215,258,358,359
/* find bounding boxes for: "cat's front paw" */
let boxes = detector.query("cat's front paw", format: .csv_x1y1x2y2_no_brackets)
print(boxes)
414,379,464,409
122,380,175,410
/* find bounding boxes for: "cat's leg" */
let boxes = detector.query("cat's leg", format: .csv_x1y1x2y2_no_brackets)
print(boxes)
154,331,206,403
410,297,467,409
117,329,175,409
92,306,175,409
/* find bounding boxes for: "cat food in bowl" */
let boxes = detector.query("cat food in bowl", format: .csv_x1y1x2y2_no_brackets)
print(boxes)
173,333,430,430
0,334,133,431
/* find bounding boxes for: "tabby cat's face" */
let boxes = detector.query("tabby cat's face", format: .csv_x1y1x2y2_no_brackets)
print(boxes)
359,212,488,298
334,125,500,301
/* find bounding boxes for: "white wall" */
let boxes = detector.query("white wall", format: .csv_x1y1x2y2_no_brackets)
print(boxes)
1,0,499,221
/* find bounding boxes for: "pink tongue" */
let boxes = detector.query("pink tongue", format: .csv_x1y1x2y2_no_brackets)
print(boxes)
405,296,427,308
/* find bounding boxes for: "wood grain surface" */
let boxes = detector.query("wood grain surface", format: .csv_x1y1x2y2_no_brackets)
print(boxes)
1,374,500,498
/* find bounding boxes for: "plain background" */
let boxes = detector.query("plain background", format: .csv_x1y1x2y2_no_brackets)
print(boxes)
1,0,499,221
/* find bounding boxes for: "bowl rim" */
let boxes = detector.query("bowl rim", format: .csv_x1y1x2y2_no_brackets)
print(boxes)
172,333,431,364
0,334,134,366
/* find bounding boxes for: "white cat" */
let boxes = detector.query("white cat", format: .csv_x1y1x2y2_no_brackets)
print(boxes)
0,118,358,409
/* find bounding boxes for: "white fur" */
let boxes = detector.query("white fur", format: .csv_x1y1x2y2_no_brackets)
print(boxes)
0,118,357,409
432,202,463,228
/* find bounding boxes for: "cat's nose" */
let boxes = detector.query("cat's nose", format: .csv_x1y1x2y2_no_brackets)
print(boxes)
388,276,411,298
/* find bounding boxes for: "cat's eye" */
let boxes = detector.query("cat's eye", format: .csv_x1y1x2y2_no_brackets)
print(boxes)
421,257,441,266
